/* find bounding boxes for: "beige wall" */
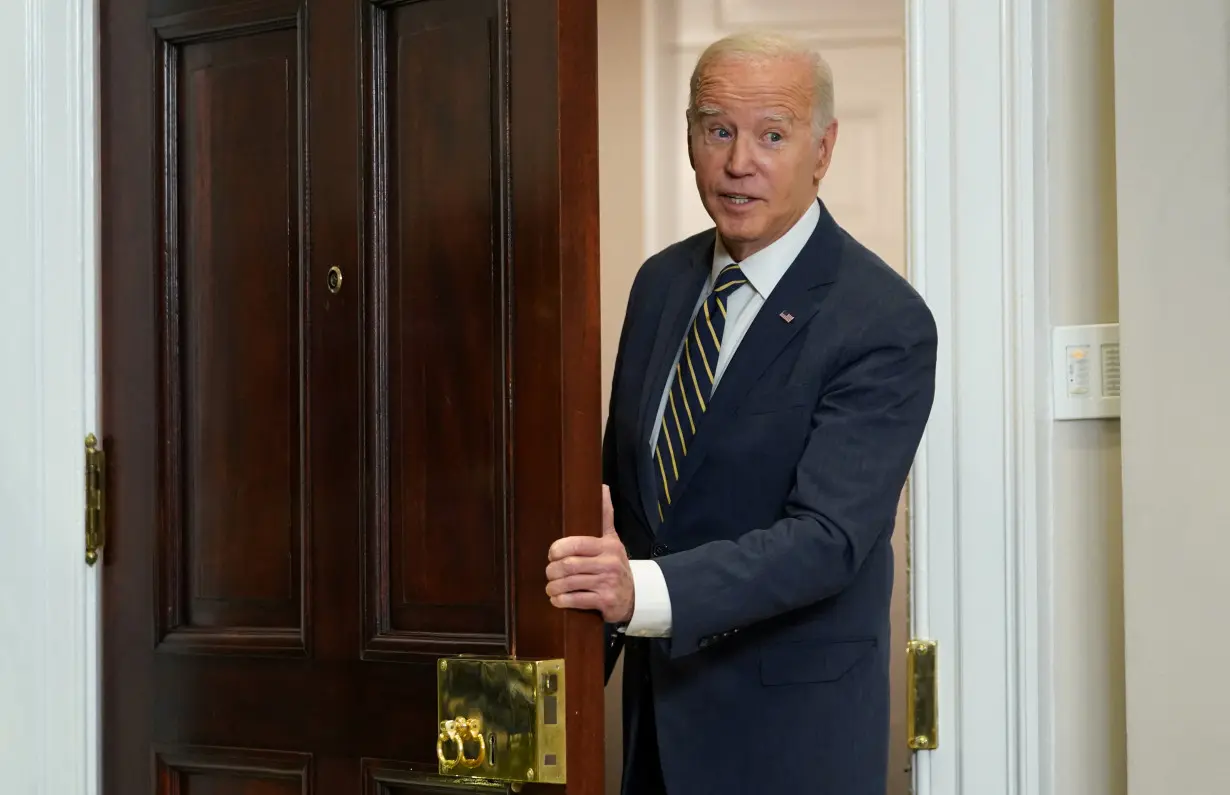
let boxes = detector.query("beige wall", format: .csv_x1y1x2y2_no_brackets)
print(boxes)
597,1,644,792
1114,0,1230,792
598,0,645,419
1047,1,1128,793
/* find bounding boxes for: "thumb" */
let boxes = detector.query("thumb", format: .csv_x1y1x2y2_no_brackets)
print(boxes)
601,485,616,537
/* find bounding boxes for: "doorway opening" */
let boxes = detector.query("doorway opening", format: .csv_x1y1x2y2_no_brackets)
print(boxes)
597,2,910,792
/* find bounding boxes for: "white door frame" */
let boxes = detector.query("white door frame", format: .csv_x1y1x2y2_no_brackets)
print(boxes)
903,0,1052,792
4,0,1052,793
0,0,101,793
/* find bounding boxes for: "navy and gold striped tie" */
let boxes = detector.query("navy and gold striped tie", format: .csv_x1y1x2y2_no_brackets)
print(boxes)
653,263,747,520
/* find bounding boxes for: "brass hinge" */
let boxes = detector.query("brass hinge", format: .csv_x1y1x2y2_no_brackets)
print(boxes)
907,639,938,750
85,433,106,566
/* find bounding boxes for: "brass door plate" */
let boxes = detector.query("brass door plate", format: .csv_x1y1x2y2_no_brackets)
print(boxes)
437,657,566,785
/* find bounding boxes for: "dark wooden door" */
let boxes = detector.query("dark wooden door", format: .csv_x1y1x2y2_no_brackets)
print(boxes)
99,0,603,792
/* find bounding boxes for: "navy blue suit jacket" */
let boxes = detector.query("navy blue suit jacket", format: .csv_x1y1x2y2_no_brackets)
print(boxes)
602,201,938,794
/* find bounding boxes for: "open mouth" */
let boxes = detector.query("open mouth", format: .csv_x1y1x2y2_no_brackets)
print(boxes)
720,193,758,206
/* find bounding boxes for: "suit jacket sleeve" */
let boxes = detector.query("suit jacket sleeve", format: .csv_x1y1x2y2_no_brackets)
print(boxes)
601,267,646,683
655,295,939,659
602,403,625,684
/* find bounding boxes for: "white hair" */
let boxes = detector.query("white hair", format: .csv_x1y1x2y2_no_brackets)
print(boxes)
686,31,835,139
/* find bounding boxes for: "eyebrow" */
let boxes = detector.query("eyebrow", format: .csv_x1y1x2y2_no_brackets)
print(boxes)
694,105,795,124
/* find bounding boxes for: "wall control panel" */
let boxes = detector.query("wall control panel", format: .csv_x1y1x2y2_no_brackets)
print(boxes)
1051,323,1121,420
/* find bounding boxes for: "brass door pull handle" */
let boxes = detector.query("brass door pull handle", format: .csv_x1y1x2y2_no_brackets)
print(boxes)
458,718,487,769
437,717,486,770
437,725,462,770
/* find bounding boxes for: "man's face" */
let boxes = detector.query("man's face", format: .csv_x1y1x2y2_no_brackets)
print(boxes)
688,55,837,261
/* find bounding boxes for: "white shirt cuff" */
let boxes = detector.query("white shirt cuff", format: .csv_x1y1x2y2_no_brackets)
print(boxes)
624,559,673,637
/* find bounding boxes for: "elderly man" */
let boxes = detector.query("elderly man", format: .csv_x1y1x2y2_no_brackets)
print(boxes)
545,31,937,794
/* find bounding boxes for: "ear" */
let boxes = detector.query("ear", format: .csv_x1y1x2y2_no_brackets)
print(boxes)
686,116,696,171
813,119,839,184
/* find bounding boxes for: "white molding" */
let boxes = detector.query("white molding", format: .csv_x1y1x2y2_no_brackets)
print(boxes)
0,0,100,793
905,0,957,789
49,0,101,787
0,3,40,791
907,0,1052,793
1008,0,1053,791
80,0,103,790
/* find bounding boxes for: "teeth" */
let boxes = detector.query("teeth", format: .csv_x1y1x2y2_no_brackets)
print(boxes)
727,195,750,204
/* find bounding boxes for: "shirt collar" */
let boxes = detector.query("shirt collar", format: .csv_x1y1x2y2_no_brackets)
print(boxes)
710,199,821,299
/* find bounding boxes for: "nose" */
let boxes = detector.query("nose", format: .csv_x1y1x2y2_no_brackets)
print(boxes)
724,135,756,177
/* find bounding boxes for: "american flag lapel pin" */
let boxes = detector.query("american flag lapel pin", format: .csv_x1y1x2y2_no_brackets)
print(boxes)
779,311,795,323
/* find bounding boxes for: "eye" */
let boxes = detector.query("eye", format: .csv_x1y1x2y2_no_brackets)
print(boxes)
765,131,783,143
708,126,731,140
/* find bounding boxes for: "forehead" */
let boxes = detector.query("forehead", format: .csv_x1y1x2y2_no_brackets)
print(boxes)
694,55,813,119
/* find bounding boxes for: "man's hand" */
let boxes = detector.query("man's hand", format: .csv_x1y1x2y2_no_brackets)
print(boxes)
544,485,635,623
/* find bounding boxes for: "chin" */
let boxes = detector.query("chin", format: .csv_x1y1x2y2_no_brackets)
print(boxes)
715,217,764,245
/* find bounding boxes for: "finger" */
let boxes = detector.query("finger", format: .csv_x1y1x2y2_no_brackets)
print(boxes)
549,591,602,612
601,484,616,537
546,555,613,581
544,574,604,597
548,536,604,561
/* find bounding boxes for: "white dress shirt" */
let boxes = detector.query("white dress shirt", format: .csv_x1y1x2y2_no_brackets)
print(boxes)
624,200,821,637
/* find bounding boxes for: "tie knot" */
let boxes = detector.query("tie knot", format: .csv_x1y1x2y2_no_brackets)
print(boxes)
713,263,747,295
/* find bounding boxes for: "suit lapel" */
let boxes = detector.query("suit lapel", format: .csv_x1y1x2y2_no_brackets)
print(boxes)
635,238,712,529
665,204,845,511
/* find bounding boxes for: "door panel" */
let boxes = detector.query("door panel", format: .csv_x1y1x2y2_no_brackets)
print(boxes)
155,748,310,794
168,19,306,649
101,0,602,791
365,0,509,655
364,760,514,795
